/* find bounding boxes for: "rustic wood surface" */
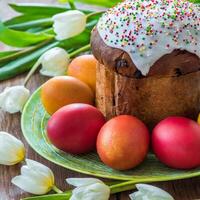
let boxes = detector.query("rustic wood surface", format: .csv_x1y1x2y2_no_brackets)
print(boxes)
0,1,200,200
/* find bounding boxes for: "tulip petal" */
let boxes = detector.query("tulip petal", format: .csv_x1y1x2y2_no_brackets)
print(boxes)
12,160,54,195
12,175,51,195
26,159,54,184
0,132,25,165
72,183,110,200
129,184,174,200
68,179,110,200
39,47,69,77
129,191,145,200
0,86,30,113
21,166,53,189
21,166,48,185
52,10,86,40
67,178,103,187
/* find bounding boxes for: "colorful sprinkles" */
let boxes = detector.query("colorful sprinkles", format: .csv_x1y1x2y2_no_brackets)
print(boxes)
97,0,200,75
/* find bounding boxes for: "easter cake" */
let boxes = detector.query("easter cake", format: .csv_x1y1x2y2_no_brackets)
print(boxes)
91,0,200,128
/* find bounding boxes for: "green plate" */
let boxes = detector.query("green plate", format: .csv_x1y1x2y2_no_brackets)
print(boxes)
21,88,200,182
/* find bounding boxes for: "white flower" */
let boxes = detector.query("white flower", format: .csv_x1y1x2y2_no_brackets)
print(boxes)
0,131,25,165
0,85,30,113
40,47,70,77
66,178,110,200
12,159,54,195
53,10,87,40
130,184,174,200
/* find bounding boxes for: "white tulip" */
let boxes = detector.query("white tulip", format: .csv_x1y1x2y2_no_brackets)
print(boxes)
130,184,174,200
40,47,70,77
12,159,54,195
66,178,110,200
53,10,87,40
0,131,25,165
0,85,30,113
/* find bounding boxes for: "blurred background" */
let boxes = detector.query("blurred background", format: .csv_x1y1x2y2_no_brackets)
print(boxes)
0,0,98,51
0,0,56,51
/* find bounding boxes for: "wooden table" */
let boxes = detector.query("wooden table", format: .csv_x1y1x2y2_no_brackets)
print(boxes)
0,1,200,200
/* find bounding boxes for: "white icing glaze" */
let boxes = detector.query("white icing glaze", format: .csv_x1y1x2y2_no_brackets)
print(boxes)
97,0,200,75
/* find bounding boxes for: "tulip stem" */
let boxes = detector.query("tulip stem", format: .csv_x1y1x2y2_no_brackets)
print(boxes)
110,180,136,194
68,0,76,10
86,11,105,19
69,44,90,58
52,185,63,194
23,56,42,87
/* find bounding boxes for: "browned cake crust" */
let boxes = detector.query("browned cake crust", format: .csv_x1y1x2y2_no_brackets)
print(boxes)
91,28,200,78
91,27,200,127
96,63,200,129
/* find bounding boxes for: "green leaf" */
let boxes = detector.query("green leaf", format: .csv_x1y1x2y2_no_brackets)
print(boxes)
0,21,54,47
22,192,71,200
4,14,50,26
39,28,55,35
0,40,53,65
86,12,104,27
9,3,92,15
189,0,200,3
26,27,47,33
7,18,53,31
0,50,19,59
9,3,68,15
0,27,92,80
59,29,90,50
74,0,121,7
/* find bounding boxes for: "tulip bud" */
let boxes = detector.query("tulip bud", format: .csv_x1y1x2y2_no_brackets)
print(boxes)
12,159,55,195
52,10,87,40
129,184,174,200
40,47,70,77
0,132,25,165
0,86,30,114
66,178,110,200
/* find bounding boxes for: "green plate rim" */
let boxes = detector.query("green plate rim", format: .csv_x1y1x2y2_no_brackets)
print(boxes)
21,87,200,182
